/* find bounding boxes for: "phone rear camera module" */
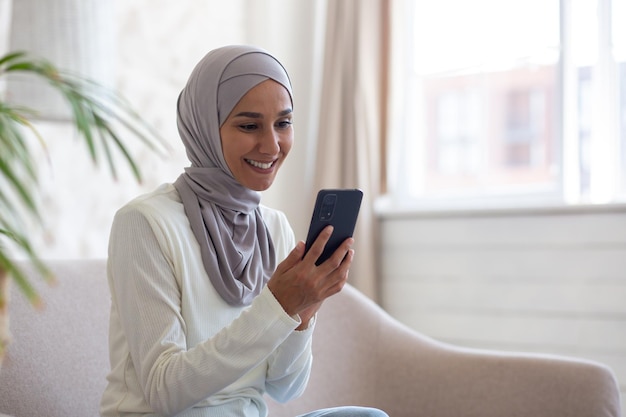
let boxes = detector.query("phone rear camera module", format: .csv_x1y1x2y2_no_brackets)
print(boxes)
319,194,337,221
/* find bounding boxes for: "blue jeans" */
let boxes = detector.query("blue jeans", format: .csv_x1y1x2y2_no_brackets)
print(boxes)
297,406,389,417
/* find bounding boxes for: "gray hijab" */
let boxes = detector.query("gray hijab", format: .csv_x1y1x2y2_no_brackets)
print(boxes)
173,45,293,306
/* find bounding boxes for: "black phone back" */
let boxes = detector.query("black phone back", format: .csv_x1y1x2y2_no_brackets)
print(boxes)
304,189,363,265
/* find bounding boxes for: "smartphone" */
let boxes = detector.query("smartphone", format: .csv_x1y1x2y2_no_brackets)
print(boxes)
304,189,363,265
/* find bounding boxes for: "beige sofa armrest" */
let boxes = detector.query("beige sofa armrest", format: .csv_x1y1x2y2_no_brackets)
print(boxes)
378,318,621,417
269,284,622,417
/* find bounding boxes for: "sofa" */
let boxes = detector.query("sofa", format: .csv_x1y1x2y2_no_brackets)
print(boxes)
0,259,622,417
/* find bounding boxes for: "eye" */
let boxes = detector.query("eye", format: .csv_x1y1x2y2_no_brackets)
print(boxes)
277,119,293,129
239,123,258,131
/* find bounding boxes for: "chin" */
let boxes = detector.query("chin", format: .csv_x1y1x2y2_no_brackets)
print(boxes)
244,180,275,192
254,183,274,192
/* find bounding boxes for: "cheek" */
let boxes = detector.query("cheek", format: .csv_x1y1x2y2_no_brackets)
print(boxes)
280,133,294,156
220,133,244,173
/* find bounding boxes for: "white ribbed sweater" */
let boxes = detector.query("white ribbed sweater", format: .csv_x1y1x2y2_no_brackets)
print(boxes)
100,184,314,417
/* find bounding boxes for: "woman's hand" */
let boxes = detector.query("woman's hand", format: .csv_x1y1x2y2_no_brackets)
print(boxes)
267,226,354,326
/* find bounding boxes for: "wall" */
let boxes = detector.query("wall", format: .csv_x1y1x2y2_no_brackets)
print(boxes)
379,204,626,414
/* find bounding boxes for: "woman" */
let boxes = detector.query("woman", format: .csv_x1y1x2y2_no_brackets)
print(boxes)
100,45,388,417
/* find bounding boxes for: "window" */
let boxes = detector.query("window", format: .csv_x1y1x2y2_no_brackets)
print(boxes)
388,0,626,206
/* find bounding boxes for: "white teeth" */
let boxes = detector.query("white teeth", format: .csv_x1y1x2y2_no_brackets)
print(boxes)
247,159,273,169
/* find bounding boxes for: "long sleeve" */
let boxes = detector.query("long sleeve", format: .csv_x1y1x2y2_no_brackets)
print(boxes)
265,317,315,402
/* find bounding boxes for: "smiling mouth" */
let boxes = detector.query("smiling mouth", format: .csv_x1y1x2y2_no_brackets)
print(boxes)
246,159,276,170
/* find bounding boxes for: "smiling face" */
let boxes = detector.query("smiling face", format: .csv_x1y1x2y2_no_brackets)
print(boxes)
219,79,293,191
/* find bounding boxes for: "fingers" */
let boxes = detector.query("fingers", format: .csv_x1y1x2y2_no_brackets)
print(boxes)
269,229,355,318
306,241,353,304
324,247,354,294
318,236,354,273
302,225,355,270
302,225,334,264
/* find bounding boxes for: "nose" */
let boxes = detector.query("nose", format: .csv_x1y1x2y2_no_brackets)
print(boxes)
258,128,280,155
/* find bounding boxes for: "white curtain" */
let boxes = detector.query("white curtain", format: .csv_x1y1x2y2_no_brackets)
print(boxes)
314,0,389,301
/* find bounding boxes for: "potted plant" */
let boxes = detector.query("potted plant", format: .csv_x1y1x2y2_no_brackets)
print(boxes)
0,50,166,367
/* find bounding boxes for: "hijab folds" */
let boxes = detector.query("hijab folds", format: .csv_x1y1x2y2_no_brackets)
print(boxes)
173,45,293,306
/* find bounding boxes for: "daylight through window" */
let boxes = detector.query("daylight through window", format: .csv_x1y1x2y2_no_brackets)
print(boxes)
389,0,625,206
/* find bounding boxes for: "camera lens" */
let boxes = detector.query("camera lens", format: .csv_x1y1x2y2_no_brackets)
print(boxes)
320,194,337,220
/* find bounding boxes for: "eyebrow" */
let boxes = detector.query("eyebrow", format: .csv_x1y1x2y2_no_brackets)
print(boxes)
232,108,293,119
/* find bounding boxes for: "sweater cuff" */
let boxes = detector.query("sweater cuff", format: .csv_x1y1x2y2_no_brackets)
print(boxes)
261,285,302,328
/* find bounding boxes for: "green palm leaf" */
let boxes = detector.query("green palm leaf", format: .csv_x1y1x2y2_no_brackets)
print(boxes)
0,51,168,305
